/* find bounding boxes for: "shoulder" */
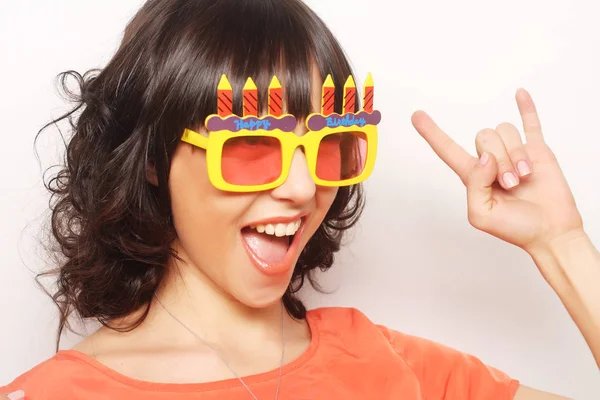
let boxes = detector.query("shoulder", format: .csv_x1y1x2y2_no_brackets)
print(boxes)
308,307,499,365
0,351,98,398
307,307,519,399
307,306,378,330
306,306,448,351
308,306,413,342
306,307,400,355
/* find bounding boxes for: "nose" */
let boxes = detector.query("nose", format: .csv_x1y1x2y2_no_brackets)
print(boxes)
270,147,316,205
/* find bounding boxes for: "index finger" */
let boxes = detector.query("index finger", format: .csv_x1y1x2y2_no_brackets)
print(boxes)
411,110,476,184
516,88,544,143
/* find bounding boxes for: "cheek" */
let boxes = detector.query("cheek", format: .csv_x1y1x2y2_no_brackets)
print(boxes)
169,146,215,228
168,144,250,263
314,186,339,221
299,186,339,247
319,186,339,206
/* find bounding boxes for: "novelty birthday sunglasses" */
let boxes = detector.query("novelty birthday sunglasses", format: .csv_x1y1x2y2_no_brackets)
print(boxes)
181,74,382,193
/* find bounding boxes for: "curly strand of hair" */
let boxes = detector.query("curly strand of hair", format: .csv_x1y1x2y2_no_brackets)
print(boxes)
35,69,174,350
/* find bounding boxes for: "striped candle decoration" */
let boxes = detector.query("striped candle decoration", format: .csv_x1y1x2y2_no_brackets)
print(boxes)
217,74,233,117
268,76,283,116
343,75,356,114
243,77,258,117
321,74,335,116
363,73,374,113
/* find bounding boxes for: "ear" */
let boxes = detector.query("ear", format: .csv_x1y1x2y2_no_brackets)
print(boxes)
146,162,159,186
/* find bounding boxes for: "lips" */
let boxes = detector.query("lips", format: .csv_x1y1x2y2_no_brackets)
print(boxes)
241,217,307,277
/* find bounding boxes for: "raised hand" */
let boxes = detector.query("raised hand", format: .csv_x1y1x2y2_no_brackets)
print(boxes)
411,89,584,255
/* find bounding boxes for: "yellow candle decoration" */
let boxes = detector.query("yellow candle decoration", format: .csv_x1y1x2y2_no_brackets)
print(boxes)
243,77,258,117
343,75,356,115
363,73,374,113
321,74,335,116
217,74,233,117
268,76,283,117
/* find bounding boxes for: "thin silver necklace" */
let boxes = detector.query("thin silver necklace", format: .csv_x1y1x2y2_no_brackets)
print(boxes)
153,293,285,400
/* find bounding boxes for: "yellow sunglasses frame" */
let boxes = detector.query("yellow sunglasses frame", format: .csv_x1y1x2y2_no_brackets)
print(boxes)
180,112,378,193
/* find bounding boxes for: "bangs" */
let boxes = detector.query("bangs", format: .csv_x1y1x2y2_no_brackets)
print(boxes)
159,0,356,129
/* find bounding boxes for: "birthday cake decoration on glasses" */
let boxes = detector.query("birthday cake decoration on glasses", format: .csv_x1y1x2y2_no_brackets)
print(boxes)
205,75,297,132
306,73,382,131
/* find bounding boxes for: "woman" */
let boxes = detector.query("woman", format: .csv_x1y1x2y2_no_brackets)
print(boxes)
2,0,598,398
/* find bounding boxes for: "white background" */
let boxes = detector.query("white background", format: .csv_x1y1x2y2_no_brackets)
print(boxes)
1,0,599,398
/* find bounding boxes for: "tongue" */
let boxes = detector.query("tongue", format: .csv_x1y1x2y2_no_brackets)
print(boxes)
242,229,290,264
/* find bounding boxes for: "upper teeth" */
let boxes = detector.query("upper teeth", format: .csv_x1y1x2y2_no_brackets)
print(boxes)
251,219,301,237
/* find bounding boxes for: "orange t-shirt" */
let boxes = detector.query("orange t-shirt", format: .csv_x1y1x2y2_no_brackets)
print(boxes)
1,307,519,399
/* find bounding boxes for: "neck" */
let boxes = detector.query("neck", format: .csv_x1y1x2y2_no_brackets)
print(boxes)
152,244,285,345
98,241,312,379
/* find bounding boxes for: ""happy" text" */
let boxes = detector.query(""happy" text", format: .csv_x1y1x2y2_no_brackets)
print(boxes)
234,118,272,131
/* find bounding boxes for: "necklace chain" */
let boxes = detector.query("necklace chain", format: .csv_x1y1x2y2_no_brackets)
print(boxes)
153,293,285,400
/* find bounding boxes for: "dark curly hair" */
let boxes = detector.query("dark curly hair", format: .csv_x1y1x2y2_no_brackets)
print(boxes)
39,0,365,348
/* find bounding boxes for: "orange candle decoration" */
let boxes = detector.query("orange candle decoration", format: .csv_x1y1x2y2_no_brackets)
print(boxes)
363,73,374,113
243,77,258,117
217,74,233,117
321,74,335,116
268,76,283,117
343,75,356,115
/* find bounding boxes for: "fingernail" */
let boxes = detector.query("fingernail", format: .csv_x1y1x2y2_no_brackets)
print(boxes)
503,172,518,188
517,160,531,176
7,390,25,400
479,152,489,165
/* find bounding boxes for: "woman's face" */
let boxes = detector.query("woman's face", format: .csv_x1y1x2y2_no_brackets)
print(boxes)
167,70,338,308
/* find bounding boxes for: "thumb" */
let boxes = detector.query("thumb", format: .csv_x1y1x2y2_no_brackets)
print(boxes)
466,152,498,228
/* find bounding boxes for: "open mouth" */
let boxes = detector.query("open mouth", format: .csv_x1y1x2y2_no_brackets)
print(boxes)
241,218,304,276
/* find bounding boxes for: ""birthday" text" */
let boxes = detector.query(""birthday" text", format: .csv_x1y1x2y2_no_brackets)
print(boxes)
326,114,367,128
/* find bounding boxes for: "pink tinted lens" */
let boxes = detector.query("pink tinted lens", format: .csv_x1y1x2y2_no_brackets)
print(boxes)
316,131,368,182
221,136,282,185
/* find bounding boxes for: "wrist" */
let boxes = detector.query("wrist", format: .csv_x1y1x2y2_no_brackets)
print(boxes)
527,229,596,291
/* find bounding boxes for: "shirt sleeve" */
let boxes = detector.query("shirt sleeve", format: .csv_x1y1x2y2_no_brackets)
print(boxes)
377,325,520,400
0,358,73,400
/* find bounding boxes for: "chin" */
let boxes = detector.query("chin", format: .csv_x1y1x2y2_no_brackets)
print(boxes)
235,288,287,310
232,268,294,310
